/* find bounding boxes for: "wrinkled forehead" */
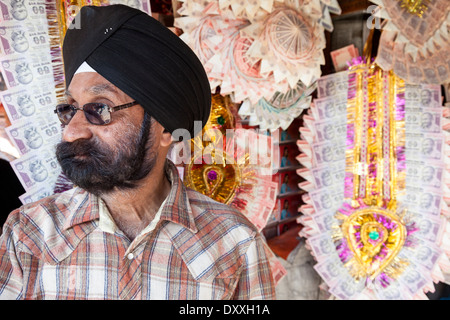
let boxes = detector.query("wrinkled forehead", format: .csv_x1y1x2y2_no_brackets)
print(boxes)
66,72,123,99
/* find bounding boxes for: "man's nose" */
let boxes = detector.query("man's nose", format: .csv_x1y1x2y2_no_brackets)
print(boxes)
62,110,94,142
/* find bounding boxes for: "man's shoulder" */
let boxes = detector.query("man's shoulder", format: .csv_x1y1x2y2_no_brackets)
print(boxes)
185,187,257,234
3,188,87,242
2,187,96,262
14,187,81,218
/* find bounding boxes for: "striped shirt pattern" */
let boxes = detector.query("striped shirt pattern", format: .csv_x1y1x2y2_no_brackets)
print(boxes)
0,161,275,300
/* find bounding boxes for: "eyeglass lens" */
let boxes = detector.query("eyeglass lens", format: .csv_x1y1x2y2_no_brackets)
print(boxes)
56,103,111,125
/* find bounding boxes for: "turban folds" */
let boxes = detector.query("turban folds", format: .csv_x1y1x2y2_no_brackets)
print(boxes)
63,5,211,138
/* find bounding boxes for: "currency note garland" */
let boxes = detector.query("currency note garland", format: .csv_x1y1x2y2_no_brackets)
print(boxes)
174,0,341,131
371,0,450,84
0,0,64,204
297,59,450,299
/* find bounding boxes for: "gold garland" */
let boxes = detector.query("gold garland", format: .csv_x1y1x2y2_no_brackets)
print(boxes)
338,60,409,282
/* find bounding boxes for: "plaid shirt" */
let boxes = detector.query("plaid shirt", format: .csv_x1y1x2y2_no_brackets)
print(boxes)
0,161,275,300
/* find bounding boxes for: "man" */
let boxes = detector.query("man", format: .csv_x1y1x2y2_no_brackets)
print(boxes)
0,5,275,300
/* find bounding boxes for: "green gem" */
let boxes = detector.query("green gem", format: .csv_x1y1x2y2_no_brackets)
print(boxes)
217,116,225,125
369,231,379,240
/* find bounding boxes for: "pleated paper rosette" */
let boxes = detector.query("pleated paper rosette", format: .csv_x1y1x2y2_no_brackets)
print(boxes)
371,0,450,84
175,0,337,130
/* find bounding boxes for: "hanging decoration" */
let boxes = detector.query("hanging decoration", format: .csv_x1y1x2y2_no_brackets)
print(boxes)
371,0,450,84
0,0,64,204
240,0,326,89
297,58,450,299
238,80,315,131
176,1,290,104
183,94,279,231
175,0,339,131
218,0,341,32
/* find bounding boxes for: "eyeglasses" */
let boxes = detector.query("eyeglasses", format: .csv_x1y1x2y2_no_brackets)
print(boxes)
54,101,139,126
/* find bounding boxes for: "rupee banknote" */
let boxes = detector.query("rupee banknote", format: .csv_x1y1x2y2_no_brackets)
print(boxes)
0,0,47,23
309,186,344,214
396,262,433,296
5,115,61,156
405,107,443,134
376,27,449,85
405,132,445,162
310,161,345,190
313,252,348,287
316,71,348,98
0,53,54,90
405,84,442,108
307,232,336,259
406,213,445,243
0,20,50,57
241,199,276,232
10,147,60,191
373,279,414,300
261,241,287,285
399,185,443,217
312,140,346,165
328,273,365,300
311,93,348,122
313,118,348,144
398,237,442,272
405,159,445,191
108,0,152,15
251,177,278,204
0,81,58,123
311,211,340,233
18,184,54,205
330,44,359,72
382,0,448,53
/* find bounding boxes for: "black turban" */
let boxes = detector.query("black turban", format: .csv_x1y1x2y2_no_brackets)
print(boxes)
63,5,211,138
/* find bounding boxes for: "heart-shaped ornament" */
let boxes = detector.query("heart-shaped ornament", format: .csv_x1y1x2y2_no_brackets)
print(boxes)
185,153,241,205
341,207,406,280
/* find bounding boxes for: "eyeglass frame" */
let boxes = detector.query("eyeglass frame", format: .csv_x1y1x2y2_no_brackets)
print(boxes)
54,100,139,125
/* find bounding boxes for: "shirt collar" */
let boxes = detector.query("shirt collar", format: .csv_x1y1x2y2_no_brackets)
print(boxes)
62,159,198,234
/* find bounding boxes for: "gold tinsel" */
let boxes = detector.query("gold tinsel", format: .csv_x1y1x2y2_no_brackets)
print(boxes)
338,60,409,281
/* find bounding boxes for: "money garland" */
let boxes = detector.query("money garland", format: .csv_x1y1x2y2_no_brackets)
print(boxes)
238,81,315,131
297,59,450,299
371,0,450,84
175,0,338,130
217,0,342,32
182,94,279,231
0,0,65,204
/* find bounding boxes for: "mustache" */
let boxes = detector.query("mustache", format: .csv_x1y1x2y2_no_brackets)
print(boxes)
56,138,109,164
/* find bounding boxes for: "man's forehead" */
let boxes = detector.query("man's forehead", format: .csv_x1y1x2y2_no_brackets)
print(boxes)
65,74,120,97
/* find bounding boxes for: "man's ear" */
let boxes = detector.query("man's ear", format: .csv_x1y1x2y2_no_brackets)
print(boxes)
160,128,173,148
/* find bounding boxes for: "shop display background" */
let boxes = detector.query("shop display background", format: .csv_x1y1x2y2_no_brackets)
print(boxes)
0,0,449,299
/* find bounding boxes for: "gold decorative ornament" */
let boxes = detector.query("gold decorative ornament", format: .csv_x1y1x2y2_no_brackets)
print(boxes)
398,0,429,17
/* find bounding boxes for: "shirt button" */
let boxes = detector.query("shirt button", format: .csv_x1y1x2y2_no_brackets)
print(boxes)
127,253,134,260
